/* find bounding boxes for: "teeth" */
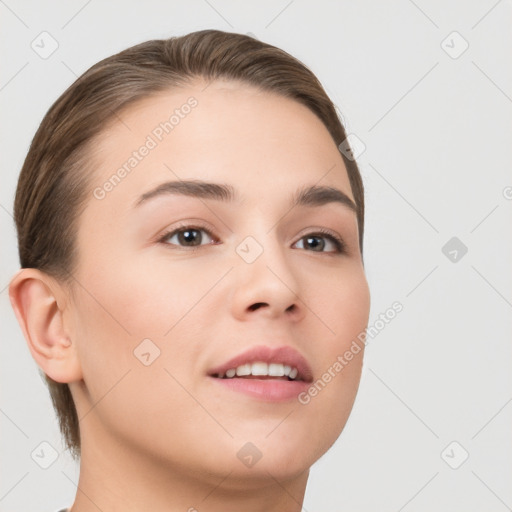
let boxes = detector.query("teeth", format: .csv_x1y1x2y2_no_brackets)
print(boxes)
252,362,268,375
268,363,284,377
218,362,301,380
235,364,251,376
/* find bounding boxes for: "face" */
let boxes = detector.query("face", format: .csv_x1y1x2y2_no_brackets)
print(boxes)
67,79,370,483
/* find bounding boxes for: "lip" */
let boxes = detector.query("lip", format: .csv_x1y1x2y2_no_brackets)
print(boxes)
210,377,310,401
207,345,314,383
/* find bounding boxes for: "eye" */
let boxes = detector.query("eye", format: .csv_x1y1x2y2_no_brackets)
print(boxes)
293,229,345,253
156,225,345,253
158,225,217,249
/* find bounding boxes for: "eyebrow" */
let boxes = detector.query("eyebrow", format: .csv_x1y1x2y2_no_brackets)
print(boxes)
134,179,357,214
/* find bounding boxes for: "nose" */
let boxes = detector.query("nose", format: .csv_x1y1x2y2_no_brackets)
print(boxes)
229,235,305,323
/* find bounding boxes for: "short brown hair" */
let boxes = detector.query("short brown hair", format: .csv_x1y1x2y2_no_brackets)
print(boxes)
13,29,366,459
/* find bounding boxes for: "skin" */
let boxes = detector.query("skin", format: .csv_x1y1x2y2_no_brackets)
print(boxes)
9,79,371,512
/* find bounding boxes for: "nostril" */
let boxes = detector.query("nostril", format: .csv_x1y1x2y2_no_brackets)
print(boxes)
248,302,267,311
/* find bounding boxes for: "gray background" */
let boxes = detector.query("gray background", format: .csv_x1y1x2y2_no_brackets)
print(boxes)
1,1,511,511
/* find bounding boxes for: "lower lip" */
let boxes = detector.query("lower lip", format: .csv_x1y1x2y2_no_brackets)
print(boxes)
209,376,310,401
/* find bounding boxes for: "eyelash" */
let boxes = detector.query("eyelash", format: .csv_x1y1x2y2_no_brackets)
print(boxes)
156,224,346,254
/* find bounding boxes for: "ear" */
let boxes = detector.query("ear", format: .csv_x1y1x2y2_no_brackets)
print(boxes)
8,268,83,383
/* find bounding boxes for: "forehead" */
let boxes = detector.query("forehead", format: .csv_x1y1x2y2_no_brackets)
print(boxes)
87,79,353,213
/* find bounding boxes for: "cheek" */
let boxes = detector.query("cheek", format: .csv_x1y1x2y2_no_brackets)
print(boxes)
70,270,210,459
314,263,371,345
294,265,369,450
77,252,226,341
71,253,227,403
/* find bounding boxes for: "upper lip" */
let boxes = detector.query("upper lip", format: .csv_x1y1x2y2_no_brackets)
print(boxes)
208,345,313,382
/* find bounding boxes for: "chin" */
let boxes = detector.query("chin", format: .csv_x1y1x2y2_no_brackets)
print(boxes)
233,434,321,480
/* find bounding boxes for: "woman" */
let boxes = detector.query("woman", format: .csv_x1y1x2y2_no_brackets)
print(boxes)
9,29,371,512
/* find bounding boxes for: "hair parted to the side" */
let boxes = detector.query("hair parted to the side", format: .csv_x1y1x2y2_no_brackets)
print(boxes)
13,29,365,460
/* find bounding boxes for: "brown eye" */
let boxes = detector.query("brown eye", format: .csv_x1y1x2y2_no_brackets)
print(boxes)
293,231,345,253
160,227,216,248
301,235,326,251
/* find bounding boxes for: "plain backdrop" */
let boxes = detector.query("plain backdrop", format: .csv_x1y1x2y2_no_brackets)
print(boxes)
1,1,511,511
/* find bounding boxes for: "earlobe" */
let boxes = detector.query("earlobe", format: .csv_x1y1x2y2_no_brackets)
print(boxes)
8,268,83,383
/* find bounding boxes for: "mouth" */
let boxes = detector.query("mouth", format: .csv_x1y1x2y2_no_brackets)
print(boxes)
210,362,306,381
207,345,313,401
